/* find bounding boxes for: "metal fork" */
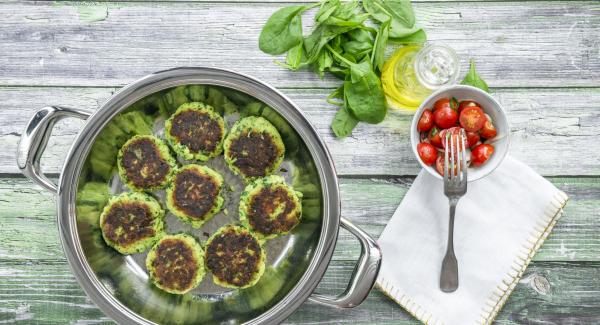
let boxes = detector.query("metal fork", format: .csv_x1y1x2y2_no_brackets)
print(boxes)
440,129,468,293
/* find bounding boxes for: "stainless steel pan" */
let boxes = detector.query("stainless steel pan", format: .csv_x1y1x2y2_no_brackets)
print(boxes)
17,67,381,324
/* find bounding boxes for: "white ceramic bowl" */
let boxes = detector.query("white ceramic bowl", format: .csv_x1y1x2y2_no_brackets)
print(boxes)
410,85,510,182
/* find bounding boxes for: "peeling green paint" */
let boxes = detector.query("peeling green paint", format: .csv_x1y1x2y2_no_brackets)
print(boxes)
54,1,108,23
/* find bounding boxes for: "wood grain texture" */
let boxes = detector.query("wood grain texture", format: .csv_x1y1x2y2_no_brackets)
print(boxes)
2,86,599,176
1,1,599,87
2,0,600,323
1,177,598,262
1,260,599,324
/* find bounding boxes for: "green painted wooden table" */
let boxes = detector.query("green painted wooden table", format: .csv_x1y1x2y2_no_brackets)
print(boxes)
1,1,599,324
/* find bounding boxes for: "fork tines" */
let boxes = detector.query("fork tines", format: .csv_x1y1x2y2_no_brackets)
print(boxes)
443,129,468,185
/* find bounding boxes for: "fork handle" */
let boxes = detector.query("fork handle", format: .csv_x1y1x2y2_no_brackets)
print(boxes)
440,198,459,292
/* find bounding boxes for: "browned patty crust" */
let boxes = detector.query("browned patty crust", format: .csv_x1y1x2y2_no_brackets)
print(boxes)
248,186,300,236
102,202,156,247
149,238,198,292
205,227,263,288
120,137,173,189
169,109,223,155
171,168,219,220
228,131,280,178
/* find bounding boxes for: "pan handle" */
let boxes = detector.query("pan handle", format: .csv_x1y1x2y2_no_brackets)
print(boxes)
17,106,93,193
309,217,382,308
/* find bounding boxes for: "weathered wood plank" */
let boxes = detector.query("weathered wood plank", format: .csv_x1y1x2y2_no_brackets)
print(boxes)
1,260,599,324
1,1,599,87
2,86,599,176
1,177,598,262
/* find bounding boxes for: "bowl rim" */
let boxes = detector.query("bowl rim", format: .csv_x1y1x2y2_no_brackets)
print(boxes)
410,84,510,182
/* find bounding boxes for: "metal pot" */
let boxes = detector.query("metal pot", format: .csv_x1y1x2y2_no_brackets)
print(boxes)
17,67,381,324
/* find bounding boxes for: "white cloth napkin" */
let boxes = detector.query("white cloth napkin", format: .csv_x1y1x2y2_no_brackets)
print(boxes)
375,155,568,325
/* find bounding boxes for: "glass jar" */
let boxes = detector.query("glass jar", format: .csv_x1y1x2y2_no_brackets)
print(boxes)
381,43,460,113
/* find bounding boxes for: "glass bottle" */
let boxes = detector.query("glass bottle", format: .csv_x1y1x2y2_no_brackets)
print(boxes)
381,43,460,113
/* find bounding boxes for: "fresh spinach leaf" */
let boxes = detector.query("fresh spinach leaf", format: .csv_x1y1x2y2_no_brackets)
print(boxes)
461,59,489,93
331,106,359,138
259,5,307,55
344,67,387,123
317,50,334,77
362,0,418,39
372,19,390,71
347,28,374,44
303,17,366,63
390,28,426,44
316,0,340,23
276,43,305,70
343,40,373,59
327,85,344,106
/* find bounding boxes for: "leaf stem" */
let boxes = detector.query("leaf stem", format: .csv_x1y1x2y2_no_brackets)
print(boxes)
325,44,354,67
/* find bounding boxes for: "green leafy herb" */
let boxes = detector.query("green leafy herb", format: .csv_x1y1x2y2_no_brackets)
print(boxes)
258,5,308,55
362,0,417,38
344,71,387,123
331,106,359,137
390,28,427,44
372,19,390,71
259,0,424,138
450,97,459,110
461,59,489,93
317,49,334,77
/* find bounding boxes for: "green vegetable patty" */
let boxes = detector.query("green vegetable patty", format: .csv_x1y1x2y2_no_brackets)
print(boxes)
146,234,205,295
240,175,302,238
223,116,285,181
117,135,177,191
99,192,165,255
205,225,266,289
166,165,224,228
165,102,226,161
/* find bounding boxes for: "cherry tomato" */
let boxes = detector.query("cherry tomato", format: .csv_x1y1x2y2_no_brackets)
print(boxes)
417,109,434,132
439,127,461,149
434,107,458,129
435,155,459,176
459,106,486,132
458,100,479,113
480,117,497,139
435,155,445,176
433,98,451,112
417,142,438,166
466,131,480,148
471,144,494,167
428,126,443,148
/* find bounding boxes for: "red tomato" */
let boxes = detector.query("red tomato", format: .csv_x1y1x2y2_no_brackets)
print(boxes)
458,100,479,113
435,155,445,176
428,127,443,148
480,117,497,139
417,142,438,166
434,106,458,129
471,144,494,166
440,126,472,149
466,131,480,148
417,109,434,132
433,98,451,112
459,106,486,132
435,155,459,176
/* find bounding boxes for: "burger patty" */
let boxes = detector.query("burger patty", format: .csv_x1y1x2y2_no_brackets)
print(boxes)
149,237,199,293
205,227,263,288
102,202,156,247
169,109,223,154
227,131,280,178
171,168,220,220
120,137,172,189
247,186,300,236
